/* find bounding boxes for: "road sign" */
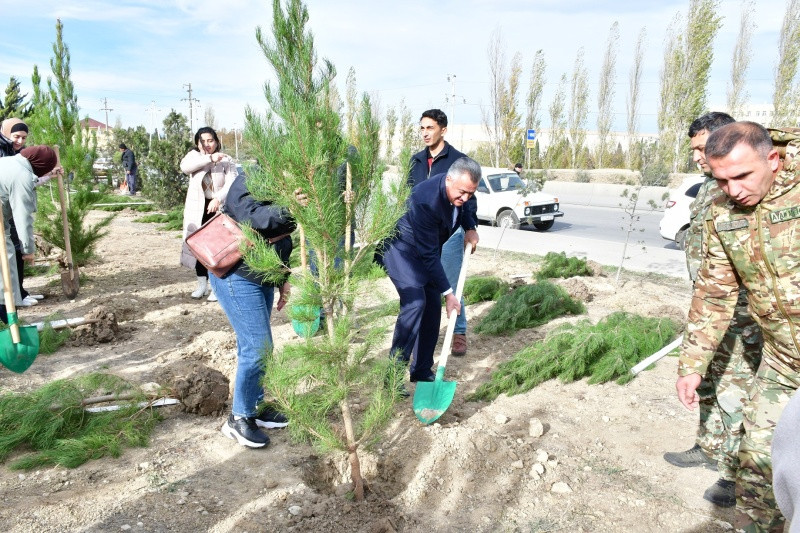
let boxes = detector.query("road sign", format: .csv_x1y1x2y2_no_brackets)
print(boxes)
526,129,536,149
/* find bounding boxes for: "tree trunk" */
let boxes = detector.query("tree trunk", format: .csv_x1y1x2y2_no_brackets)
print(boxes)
340,399,364,501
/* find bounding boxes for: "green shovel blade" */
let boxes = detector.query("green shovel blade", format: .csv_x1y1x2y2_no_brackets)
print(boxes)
290,304,320,338
0,317,40,373
413,366,457,425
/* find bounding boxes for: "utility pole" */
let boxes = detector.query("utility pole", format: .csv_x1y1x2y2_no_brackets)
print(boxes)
182,83,200,135
233,122,239,160
446,74,457,125
100,98,113,131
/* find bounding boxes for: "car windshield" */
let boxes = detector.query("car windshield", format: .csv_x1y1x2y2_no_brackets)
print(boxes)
486,173,526,192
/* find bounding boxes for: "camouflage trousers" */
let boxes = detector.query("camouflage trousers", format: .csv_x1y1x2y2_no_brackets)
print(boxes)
696,290,763,481
736,356,800,532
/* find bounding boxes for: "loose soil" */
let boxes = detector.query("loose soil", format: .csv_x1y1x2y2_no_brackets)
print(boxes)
0,208,732,533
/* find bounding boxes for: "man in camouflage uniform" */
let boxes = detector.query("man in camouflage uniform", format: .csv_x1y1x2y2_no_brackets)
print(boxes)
664,112,763,509
677,121,800,532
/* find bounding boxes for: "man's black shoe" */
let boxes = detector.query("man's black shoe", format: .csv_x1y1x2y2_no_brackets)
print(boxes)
703,479,735,508
410,372,435,383
663,444,717,470
255,409,289,429
221,414,270,448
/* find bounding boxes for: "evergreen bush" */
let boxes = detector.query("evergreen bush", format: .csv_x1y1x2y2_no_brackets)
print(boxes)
536,251,593,280
463,276,509,305
475,281,585,335
471,312,678,401
0,374,160,469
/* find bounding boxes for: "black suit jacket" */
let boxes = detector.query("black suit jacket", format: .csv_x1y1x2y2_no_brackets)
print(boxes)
384,172,466,293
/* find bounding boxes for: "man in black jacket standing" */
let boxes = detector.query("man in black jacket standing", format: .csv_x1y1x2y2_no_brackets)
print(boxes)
119,143,138,195
408,109,478,357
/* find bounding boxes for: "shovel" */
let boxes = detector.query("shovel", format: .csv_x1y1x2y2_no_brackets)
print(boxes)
413,247,471,424
0,203,40,373
55,146,79,298
290,225,321,338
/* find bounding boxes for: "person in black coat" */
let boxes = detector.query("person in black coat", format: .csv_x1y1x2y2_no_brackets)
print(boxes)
210,173,296,449
383,156,481,383
119,143,138,195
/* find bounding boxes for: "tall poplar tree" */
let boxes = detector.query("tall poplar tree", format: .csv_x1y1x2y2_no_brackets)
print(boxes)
567,48,589,168
245,0,409,501
596,22,619,168
524,50,546,168
772,0,800,126
626,28,646,169
545,74,568,168
657,0,721,172
727,0,754,119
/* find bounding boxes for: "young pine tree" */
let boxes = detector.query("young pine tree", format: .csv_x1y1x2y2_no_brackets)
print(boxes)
244,0,409,501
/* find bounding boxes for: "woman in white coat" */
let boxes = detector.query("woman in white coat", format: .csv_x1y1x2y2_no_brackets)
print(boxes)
180,127,236,301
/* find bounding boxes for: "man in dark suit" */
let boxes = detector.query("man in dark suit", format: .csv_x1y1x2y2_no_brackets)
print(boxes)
384,156,480,382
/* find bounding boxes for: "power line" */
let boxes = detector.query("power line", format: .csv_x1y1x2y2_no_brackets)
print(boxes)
181,83,200,135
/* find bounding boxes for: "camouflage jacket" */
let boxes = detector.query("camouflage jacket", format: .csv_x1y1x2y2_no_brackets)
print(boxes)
679,156,800,376
685,176,721,282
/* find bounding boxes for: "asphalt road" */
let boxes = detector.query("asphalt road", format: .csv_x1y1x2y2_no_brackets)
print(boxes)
511,204,680,250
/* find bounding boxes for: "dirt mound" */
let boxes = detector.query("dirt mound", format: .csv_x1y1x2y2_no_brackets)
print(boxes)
66,306,120,346
166,362,229,416
557,277,594,302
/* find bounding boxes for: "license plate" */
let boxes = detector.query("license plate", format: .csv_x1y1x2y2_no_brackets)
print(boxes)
540,215,554,221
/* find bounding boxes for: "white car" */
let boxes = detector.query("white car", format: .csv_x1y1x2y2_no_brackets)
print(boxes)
92,157,113,173
474,167,563,230
659,175,705,248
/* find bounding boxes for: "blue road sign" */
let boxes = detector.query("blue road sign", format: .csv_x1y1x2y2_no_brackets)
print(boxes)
527,129,536,140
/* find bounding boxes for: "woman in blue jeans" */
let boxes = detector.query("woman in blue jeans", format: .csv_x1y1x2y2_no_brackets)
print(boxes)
209,173,295,448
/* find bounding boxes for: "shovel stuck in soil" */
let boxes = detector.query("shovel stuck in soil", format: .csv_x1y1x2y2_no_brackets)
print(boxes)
0,203,40,373
413,249,471,425
55,146,79,299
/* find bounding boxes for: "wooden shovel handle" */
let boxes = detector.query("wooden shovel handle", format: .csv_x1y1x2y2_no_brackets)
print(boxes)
56,168,75,278
0,203,21,343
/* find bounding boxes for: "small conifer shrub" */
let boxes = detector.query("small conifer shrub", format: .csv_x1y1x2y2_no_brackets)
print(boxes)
0,373,161,469
536,251,593,280
475,281,585,336
463,276,509,305
471,312,678,401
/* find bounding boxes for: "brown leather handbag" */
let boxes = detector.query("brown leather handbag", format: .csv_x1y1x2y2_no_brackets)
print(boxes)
185,212,246,277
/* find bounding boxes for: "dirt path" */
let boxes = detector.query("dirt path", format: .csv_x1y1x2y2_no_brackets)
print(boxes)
0,209,733,532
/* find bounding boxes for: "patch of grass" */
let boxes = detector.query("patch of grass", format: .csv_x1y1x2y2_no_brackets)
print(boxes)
38,323,72,355
24,263,59,277
474,281,585,336
0,373,161,470
536,252,593,280
463,276,509,305
470,312,678,401
135,206,183,231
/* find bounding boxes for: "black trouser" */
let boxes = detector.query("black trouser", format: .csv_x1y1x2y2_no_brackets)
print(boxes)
9,218,27,299
194,198,213,277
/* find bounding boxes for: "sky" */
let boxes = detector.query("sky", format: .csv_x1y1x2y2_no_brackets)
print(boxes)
0,0,791,136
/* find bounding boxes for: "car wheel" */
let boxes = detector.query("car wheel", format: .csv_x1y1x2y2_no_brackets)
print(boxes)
676,227,688,250
533,220,554,231
496,210,520,229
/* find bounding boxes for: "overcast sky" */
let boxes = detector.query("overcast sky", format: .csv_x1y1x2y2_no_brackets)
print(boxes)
0,0,790,135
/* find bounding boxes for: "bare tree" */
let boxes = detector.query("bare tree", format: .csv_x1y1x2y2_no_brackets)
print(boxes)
524,50,546,168
567,48,589,168
596,22,619,168
626,28,646,169
772,0,800,126
726,0,754,119
546,74,568,168
398,98,417,156
482,27,506,166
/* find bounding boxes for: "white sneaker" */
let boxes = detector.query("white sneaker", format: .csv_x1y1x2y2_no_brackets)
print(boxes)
29,294,45,300
20,296,38,307
207,289,218,302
